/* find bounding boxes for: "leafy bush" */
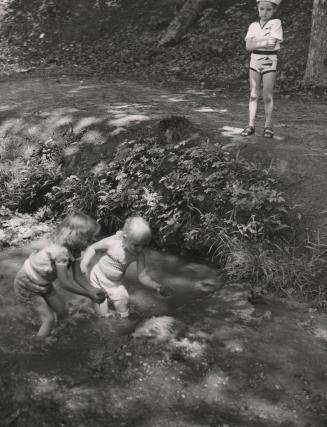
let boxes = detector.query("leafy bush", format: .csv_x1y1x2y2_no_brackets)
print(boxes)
2,161,62,213
1,128,325,306
46,136,289,257
0,206,51,250
0,139,63,212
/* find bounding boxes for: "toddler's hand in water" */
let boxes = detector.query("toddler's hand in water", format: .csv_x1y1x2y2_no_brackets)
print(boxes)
157,285,173,297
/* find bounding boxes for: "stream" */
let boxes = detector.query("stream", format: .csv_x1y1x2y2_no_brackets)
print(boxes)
0,241,327,427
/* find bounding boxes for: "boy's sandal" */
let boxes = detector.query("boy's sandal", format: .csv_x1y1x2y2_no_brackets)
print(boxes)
263,127,274,138
241,126,255,136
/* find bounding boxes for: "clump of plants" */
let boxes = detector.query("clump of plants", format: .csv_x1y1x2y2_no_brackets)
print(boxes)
0,206,51,250
0,138,65,213
224,239,327,307
0,129,325,307
45,137,289,245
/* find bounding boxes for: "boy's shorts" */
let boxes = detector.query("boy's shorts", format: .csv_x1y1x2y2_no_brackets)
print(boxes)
90,265,129,304
250,52,278,75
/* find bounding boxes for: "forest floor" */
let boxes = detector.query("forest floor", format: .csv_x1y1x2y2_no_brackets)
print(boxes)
0,73,327,427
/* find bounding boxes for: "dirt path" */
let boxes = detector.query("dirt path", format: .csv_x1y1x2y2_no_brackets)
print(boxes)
1,75,327,427
1,75,326,239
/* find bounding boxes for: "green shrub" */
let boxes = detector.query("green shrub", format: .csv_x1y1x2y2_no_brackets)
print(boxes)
2,161,62,213
0,139,64,213
1,130,324,306
46,136,289,256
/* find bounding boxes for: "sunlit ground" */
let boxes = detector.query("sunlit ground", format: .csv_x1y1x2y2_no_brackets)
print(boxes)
0,77,307,150
1,76,327,425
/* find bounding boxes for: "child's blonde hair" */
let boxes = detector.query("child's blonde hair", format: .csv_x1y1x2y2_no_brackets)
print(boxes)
54,212,100,252
123,216,152,245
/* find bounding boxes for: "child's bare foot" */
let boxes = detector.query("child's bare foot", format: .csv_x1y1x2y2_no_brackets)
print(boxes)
29,335,57,351
157,285,173,297
52,317,76,334
241,126,255,136
98,309,118,318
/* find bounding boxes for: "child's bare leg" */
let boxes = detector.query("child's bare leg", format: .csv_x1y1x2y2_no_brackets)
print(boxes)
262,71,276,128
89,272,110,317
111,286,129,318
94,299,110,317
248,70,261,127
113,297,129,318
46,290,67,323
45,291,68,334
34,298,56,338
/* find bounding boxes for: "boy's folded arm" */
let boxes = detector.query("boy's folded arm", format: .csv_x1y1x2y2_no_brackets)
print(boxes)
246,37,270,51
270,20,283,42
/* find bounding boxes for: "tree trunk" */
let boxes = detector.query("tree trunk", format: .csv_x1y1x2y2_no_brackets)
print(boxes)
303,0,327,85
158,0,216,47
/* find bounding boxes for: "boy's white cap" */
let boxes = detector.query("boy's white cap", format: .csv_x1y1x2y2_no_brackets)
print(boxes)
257,0,281,5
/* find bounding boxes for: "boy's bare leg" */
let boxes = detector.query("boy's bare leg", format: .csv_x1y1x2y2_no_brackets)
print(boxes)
262,71,276,129
249,69,261,128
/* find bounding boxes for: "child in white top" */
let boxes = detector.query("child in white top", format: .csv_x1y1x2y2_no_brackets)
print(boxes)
241,0,283,138
80,216,172,319
14,212,106,341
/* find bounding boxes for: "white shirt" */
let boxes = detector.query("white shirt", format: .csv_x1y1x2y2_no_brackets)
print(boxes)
245,19,283,51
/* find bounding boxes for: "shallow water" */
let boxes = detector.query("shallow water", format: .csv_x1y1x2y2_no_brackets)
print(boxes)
1,243,327,427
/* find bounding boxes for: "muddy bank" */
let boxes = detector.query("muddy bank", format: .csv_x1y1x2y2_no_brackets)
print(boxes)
1,241,327,427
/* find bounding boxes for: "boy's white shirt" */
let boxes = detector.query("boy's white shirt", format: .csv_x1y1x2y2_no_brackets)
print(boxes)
245,19,283,50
